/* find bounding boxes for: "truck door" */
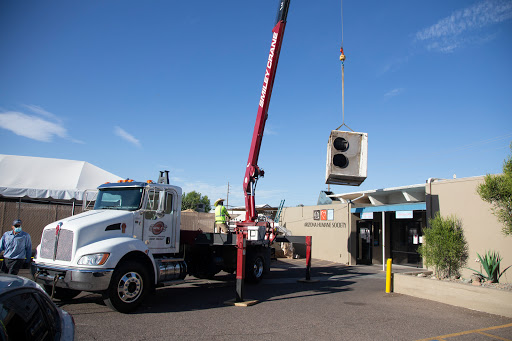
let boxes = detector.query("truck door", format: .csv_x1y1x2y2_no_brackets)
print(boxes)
143,187,178,253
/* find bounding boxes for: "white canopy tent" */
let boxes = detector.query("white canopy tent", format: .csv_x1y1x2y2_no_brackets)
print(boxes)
0,154,123,200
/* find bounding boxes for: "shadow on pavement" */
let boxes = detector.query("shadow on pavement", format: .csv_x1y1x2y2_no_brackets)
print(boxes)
135,259,381,314
18,259,385,314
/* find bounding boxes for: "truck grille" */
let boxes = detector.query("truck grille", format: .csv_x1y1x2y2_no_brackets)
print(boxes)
40,228,74,262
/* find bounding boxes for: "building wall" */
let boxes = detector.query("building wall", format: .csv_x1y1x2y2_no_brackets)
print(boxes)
279,204,356,265
428,176,512,284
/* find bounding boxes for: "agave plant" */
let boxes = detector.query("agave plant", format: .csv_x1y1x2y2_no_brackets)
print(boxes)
467,250,511,283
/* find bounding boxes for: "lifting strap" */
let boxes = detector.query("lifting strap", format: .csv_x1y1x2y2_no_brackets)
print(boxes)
336,0,354,132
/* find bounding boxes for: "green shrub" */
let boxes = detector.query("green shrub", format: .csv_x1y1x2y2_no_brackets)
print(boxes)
418,213,468,279
477,144,512,235
467,250,511,283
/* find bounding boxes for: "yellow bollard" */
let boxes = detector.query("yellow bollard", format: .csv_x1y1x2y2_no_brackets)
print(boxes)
386,258,392,293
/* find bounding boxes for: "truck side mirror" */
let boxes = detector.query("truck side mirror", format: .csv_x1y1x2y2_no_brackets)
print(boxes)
156,191,166,218
82,189,95,212
82,190,88,211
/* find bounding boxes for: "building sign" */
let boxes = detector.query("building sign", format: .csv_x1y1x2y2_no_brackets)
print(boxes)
361,212,373,220
307,209,340,227
304,221,346,228
396,211,413,219
314,209,334,221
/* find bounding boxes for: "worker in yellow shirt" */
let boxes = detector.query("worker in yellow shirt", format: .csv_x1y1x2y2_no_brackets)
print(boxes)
214,198,231,233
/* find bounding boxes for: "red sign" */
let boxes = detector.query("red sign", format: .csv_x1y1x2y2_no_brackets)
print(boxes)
149,221,167,235
320,210,327,221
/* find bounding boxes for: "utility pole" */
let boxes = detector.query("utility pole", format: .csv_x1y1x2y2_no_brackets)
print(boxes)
227,182,230,208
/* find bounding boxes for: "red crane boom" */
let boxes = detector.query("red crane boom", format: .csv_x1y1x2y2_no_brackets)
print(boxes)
234,1,313,304
243,0,290,222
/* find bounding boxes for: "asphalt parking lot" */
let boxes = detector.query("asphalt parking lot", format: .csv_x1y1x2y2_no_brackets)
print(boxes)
18,259,512,341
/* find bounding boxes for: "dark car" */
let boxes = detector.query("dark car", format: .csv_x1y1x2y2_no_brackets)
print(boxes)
0,274,75,341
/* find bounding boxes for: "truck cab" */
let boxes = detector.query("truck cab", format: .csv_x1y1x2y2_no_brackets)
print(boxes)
93,181,181,254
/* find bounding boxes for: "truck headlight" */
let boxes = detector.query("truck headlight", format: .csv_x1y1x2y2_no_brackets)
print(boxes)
78,253,110,266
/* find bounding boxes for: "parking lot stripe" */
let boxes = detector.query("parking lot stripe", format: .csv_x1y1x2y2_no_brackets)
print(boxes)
477,331,511,340
415,323,512,341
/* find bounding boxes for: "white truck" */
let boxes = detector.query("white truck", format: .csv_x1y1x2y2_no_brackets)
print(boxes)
31,175,272,313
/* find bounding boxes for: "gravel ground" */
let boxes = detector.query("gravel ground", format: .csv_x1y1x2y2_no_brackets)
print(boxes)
418,273,512,291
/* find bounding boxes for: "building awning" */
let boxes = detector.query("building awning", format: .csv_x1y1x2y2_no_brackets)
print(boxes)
351,202,426,213
329,183,426,207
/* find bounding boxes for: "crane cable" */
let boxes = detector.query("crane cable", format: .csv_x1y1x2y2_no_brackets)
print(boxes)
336,0,353,132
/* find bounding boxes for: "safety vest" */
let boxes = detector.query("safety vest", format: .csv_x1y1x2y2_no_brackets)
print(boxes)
215,205,228,223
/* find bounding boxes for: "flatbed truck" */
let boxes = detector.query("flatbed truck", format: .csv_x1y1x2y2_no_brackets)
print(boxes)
32,174,273,313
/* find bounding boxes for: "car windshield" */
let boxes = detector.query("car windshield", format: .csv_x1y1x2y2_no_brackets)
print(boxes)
94,187,143,211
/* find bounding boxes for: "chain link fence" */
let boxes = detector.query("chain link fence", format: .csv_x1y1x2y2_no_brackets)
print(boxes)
0,199,85,253
181,210,215,232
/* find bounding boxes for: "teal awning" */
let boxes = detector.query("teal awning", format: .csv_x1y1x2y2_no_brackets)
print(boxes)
351,202,426,213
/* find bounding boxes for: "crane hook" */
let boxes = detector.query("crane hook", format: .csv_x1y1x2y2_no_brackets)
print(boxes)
339,47,346,63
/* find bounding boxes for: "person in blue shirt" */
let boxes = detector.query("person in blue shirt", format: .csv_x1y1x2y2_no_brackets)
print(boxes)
0,219,32,275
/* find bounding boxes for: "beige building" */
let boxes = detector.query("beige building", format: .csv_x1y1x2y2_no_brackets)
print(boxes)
427,176,511,283
278,175,512,283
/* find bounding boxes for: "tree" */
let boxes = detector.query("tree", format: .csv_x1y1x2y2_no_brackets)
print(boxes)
418,213,468,279
181,191,211,212
477,144,512,236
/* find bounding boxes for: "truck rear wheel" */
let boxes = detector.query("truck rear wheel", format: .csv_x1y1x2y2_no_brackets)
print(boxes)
245,254,264,283
103,262,149,313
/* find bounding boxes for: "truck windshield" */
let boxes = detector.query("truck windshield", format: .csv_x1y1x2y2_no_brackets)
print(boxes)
94,187,144,211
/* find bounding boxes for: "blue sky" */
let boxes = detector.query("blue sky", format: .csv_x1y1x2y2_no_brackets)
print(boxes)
1,0,511,208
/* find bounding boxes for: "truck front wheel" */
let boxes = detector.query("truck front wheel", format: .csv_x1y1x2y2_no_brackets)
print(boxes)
103,262,149,313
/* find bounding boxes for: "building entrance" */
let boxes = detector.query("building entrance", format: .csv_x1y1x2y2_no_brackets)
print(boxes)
390,211,424,266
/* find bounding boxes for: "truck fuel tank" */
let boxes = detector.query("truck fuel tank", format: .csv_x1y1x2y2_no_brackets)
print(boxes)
157,258,187,282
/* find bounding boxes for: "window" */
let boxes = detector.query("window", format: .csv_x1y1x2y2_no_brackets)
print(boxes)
94,187,143,211
164,193,173,214
145,190,173,213
0,289,59,341
144,189,173,220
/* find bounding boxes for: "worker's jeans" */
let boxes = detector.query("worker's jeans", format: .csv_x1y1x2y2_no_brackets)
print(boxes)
1,258,25,275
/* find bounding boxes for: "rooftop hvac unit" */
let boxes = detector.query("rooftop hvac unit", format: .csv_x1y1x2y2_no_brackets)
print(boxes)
325,130,368,186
